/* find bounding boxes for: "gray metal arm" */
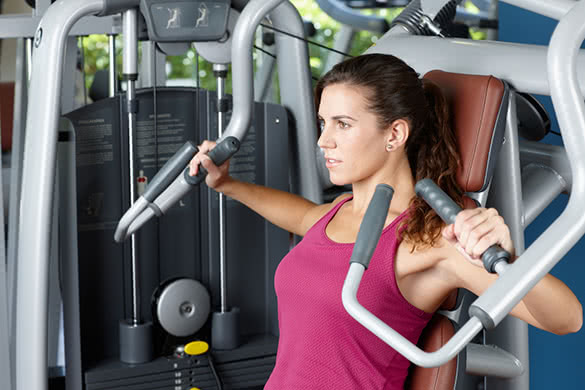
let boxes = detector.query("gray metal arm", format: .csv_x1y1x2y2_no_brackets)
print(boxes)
342,184,484,367
15,3,106,390
314,0,389,34
469,0,585,329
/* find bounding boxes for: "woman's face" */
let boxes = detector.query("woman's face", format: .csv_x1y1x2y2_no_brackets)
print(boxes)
317,83,389,186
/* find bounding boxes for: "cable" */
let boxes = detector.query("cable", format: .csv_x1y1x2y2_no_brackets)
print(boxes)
550,130,562,137
207,353,224,390
253,45,276,59
260,23,353,59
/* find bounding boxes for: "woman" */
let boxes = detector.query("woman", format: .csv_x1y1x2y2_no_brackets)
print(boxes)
189,54,582,389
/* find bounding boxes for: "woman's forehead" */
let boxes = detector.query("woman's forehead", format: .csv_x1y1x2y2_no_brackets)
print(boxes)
319,84,371,117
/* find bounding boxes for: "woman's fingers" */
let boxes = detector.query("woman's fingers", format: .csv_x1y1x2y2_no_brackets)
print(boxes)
188,140,217,177
452,208,512,260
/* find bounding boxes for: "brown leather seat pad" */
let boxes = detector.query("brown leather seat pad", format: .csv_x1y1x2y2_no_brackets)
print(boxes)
423,70,505,193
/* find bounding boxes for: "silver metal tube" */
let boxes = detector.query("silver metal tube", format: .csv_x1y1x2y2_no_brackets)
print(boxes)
484,89,530,390
108,34,117,97
367,35,585,96
522,164,566,226
16,2,105,389
466,343,524,378
215,63,228,313
342,263,484,367
500,0,576,20
123,9,138,76
271,2,323,203
322,25,355,74
471,0,585,329
253,42,275,102
519,139,572,192
123,8,140,325
218,0,286,143
26,37,32,82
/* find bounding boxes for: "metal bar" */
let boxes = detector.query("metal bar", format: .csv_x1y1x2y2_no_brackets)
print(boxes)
471,0,585,332
271,1,323,203
367,35,585,96
7,40,28,388
218,0,286,143
500,0,576,20
109,34,117,97
342,263,484,367
485,94,529,390
322,24,355,74
522,164,566,226
215,63,228,313
519,139,572,192
0,14,120,38
15,2,104,390
466,343,524,378
123,8,141,325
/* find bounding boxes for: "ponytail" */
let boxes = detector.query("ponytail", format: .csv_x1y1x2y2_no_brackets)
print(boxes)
400,79,463,250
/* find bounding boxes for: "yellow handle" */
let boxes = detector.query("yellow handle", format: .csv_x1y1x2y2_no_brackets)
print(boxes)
184,340,209,356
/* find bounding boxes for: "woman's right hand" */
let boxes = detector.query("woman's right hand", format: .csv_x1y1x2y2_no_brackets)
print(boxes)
188,140,231,191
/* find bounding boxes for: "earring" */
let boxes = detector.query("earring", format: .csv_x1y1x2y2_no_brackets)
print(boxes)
386,143,393,152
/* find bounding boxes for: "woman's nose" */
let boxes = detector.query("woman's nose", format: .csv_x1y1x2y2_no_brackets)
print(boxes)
317,129,335,149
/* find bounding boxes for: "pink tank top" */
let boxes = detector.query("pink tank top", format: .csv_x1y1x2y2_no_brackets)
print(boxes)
265,197,433,390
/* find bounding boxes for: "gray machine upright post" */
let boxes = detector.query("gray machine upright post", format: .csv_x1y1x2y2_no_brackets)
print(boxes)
322,24,355,74
222,0,322,203
485,93,529,390
15,1,106,389
270,1,322,203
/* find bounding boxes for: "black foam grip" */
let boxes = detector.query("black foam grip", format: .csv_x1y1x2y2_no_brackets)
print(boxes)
183,136,240,186
415,179,511,274
350,184,394,269
142,141,197,202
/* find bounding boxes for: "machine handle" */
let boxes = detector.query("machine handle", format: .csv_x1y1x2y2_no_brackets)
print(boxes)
414,178,511,274
183,136,241,185
142,141,198,202
349,184,394,269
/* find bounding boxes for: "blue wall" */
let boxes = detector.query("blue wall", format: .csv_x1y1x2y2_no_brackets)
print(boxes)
499,3,585,388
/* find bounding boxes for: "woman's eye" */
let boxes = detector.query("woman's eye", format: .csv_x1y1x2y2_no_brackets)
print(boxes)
338,121,350,129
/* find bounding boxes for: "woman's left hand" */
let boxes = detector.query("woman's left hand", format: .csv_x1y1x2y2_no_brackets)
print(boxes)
442,208,515,267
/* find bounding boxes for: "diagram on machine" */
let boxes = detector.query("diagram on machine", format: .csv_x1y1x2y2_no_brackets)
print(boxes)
195,3,209,28
165,7,182,29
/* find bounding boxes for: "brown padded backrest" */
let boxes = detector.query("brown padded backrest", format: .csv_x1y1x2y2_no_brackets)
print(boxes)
0,82,15,152
424,70,508,193
406,71,508,390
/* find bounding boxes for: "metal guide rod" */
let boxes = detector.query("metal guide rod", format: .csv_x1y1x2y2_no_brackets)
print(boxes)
123,8,141,325
109,34,117,97
215,63,229,313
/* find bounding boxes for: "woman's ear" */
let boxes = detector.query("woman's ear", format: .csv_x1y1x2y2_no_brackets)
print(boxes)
385,119,410,150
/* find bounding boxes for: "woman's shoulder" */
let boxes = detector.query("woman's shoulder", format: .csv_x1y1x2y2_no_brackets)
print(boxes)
299,193,352,235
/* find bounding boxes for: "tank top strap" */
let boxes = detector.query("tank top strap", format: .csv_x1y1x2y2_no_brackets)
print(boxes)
303,196,353,240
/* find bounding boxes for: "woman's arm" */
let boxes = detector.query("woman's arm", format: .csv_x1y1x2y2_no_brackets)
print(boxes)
440,208,583,335
189,140,339,236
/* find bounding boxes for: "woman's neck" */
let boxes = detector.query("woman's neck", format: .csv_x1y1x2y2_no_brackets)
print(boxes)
350,156,416,217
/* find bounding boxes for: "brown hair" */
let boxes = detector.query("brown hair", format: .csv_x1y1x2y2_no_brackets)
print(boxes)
315,53,463,249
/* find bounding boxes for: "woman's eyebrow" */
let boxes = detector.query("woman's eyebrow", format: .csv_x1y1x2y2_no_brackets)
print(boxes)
330,115,357,121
